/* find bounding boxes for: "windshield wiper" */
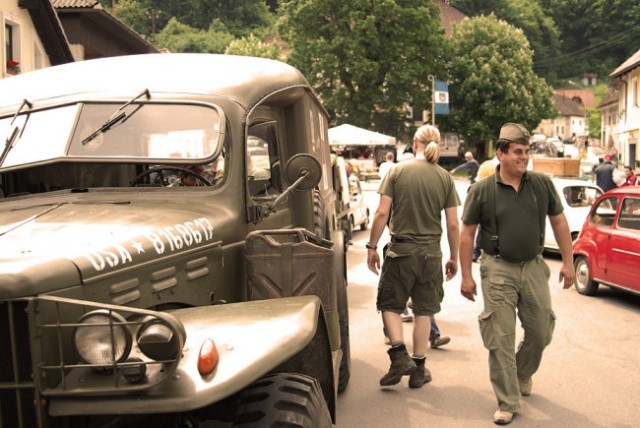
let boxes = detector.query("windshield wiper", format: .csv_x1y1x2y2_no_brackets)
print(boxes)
0,99,33,167
82,89,150,145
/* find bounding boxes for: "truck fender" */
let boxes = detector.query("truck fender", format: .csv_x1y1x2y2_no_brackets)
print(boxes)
49,296,334,417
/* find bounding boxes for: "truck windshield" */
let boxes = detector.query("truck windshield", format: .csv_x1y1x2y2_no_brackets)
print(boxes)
0,102,223,170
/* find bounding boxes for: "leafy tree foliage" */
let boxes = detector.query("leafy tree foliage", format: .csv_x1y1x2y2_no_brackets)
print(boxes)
152,17,235,53
278,0,445,137
451,0,562,83
439,15,555,156
225,34,282,60
538,0,640,78
100,0,273,38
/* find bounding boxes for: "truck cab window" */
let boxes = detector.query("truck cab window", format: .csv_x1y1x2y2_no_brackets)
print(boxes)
247,121,282,197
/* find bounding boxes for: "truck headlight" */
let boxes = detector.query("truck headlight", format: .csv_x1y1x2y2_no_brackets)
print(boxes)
73,310,132,366
137,317,181,361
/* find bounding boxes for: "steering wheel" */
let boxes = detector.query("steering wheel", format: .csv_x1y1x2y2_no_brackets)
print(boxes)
132,166,213,187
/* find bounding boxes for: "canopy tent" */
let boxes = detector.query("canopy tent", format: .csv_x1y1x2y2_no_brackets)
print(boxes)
328,124,396,146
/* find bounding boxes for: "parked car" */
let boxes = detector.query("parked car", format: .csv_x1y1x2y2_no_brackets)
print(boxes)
572,186,640,296
333,155,369,249
544,178,603,251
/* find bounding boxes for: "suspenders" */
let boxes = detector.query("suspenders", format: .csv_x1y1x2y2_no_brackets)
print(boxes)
486,173,546,257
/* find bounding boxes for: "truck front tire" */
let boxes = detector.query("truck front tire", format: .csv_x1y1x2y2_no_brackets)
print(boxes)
232,373,332,428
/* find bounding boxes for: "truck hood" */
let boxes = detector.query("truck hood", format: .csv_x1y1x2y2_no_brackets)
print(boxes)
0,200,218,297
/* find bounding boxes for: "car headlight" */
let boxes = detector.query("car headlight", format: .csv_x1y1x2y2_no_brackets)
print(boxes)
73,310,132,366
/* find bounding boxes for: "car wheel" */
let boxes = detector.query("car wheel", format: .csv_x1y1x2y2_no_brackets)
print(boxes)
574,256,599,296
360,208,369,231
232,373,331,428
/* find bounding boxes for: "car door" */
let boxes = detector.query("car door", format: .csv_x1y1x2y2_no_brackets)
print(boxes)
606,196,640,291
586,196,618,281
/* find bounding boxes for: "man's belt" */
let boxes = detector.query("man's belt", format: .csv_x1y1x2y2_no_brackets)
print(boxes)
390,236,414,243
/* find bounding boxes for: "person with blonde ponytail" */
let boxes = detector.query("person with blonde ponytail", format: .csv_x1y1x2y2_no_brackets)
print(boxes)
366,124,460,389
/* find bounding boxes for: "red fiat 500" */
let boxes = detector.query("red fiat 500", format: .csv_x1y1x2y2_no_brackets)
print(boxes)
573,186,640,296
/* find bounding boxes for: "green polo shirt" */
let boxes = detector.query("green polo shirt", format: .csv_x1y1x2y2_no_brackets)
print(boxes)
462,168,563,262
379,158,460,245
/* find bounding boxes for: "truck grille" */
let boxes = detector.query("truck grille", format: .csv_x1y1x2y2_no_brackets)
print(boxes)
0,300,39,428
0,296,185,427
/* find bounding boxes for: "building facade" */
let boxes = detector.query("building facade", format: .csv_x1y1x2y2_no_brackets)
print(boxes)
609,48,640,169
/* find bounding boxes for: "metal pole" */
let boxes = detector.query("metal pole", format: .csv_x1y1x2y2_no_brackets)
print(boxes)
428,75,435,126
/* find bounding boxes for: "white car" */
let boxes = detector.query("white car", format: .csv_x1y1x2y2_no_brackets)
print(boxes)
544,178,603,252
332,156,370,250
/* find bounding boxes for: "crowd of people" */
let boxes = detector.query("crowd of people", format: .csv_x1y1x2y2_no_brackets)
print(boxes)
365,122,577,425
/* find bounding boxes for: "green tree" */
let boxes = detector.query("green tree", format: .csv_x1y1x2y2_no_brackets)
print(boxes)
440,15,555,157
225,34,282,60
100,0,274,38
451,0,562,83
107,0,157,36
278,0,445,137
152,17,235,53
539,0,640,78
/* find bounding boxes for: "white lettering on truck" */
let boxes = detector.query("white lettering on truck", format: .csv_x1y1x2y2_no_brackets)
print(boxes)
84,217,215,272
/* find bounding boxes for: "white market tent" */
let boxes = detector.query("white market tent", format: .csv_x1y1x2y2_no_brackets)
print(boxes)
328,124,396,146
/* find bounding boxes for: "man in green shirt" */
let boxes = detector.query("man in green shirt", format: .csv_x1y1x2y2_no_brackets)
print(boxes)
459,123,575,425
367,124,460,389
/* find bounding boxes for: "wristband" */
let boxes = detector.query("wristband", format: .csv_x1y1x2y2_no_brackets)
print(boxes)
365,242,377,250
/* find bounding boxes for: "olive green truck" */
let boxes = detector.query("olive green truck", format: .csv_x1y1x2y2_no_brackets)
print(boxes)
0,53,350,427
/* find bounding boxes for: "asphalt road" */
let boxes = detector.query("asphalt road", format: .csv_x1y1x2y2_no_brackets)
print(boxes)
335,179,639,428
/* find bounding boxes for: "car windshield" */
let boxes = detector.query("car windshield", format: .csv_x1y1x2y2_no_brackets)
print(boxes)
0,102,223,170
562,185,602,207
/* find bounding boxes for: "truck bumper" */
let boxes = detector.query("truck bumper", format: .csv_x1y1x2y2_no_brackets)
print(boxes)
50,295,327,416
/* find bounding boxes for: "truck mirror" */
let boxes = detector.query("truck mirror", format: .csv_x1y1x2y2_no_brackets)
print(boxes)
284,154,322,191
264,154,322,217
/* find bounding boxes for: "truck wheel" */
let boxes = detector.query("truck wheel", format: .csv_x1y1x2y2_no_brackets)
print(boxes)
337,274,351,392
340,217,351,252
232,373,332,428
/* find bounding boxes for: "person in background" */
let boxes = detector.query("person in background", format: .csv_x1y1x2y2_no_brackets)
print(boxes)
167,165,208,187
203,158,224,183
459,122,574,425
378,151,396,182
621,165,638,186
450,151,480,184
594,154,616,192
367,124,460,389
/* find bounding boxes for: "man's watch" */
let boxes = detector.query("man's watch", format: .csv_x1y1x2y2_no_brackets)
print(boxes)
365,242,377,250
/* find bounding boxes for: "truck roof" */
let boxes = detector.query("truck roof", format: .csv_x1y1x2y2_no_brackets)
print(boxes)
0,53,314,113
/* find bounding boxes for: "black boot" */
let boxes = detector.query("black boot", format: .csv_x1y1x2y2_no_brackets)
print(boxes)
380,344,416,386
408,356,432,389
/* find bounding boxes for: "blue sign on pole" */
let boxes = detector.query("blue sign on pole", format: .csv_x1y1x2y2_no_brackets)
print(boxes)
434,80,449,115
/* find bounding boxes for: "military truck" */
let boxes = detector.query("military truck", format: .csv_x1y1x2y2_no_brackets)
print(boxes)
0,53,350,427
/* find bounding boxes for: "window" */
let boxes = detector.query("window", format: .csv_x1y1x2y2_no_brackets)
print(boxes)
618,197,640,231
247,121,282,197
4,20,21,74
5,23,14,60
632,77,639,108
590,197,618,227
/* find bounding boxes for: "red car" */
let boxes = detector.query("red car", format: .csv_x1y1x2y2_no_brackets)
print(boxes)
573,186,640,296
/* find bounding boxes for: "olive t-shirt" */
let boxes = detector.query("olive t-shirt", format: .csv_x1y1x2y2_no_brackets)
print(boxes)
379,158,460,245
